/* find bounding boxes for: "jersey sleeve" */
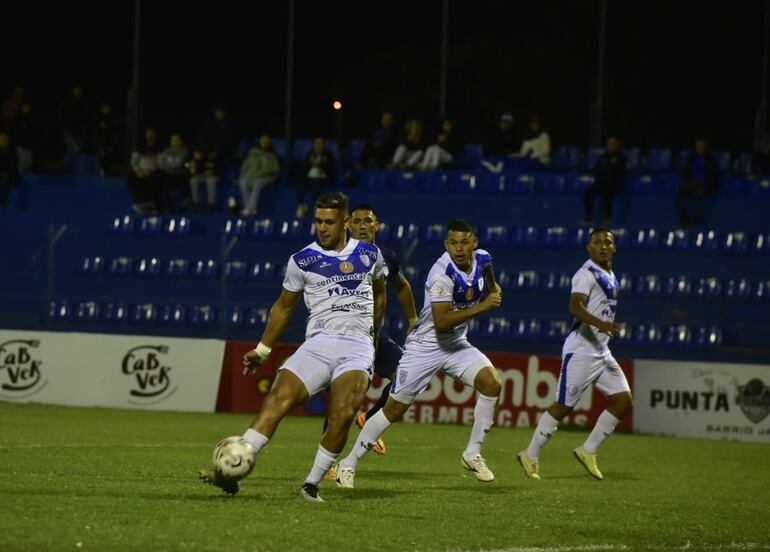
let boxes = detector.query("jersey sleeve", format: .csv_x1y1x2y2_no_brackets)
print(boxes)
282,256,305,292
428,273,454,303
571,268,593,296
475,248,493,273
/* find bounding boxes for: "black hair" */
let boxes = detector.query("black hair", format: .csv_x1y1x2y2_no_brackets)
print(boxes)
447,219,477,236
589,227,615,240
315,191,349,213
351,203,378,218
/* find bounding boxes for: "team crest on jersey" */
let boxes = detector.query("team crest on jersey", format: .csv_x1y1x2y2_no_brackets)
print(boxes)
339,261,355,274
465,287,475,301
359,254,371,267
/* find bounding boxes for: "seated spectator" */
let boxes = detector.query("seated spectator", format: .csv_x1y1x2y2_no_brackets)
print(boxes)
389,119,425,169
358,111,397,168
198,102,239,178
676,139,720,227
128,128,162,214
296,137,335,218
156,133,190,213
14,102,36,174
480,113,517,172
419,117,458,171
186,146,219,213
94,101,122,175
0,131,20,208
582,136,627,225
515,114,551,167
59,84,89,156
238,134,280,216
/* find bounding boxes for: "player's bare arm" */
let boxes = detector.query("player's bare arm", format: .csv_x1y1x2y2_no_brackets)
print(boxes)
431,290,502,331
243,288,302,373
485,266,502,297
569,293,620,336
393,274,419,333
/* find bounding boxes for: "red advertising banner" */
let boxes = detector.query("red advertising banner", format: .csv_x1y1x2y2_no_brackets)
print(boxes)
217,342,634,430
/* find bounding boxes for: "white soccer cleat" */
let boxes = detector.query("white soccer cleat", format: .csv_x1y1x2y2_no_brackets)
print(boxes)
516,450,541,480
573,446,603,480
335,464,356,489
461,454,495,482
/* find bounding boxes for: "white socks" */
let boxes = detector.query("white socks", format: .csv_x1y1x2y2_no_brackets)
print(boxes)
526,411,560,459
464,393,497,457
242,428,269,454
583,410,620,454
304,445,339,486
340,410,391,470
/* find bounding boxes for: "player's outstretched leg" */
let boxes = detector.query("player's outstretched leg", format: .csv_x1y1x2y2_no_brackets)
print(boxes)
518,404,569,480
460,366,501,482
573,391,632,480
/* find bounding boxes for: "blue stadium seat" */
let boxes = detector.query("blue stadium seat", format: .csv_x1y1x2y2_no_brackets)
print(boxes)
164,258,190,279
694,326,723,348
79,256,105,276
276,220,303,241
394,171,420,192
511,270,540,291
102,302,128,323
618,273,634,294
646,148,672,171
634,274,662,296
540,271,571,293
401,266,422,287
163,217,191,238
538,174,566,195
570,174,595,195
375,222,390,242
324,139,340,160
552,146,580,169
656,173,681,196
418,172,447,193
290,139,313,161
110,215,135,237
250,261,277,281
49,300,72,321
74,301,100,323
108,256,133,277
632,323,663,345
569,227,590,248
690,230,720,252
611,227,629,249
630,228,660,249
509,226,538,247
134,257,161,278
496,268,513,287
188,305,216,327
660,229,690,251
226,306,244,327
222,218,248,239
191,259,218,279
509,174,536,195
693,277,722,299
271,138,288,160
480,316,512,339
713,151,731,172
358,169,388,191
754,280,770,301
673,150,690,171
624,148,640,170
447,172,480,193
721,232,749,254
466,318,481,339
614,323,634,344
664,276,692,298
482,225,509,246
586,147,604,169
343,139,367,166
544,320,571,341
719,178,746,199
131,303,158,324
225,260,248,281
732,152,753,174
752,232,770,254
630,174,656,195
422,224,447,244
459,143,484,167
724,278,752,300
478,173,506,193
249,219,276,240
541,226,568,248
747,178,770,200
664,325,693,347
159,304,186,325
137,216,162,238
66,154,101,177
245,307,269,328
391,223,420,241
510,318,542,340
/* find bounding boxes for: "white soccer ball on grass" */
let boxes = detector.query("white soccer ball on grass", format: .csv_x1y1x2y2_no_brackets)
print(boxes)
213,436,256,479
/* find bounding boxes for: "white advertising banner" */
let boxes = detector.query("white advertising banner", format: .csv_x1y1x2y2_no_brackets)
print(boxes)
0,330,225,412
633,359,770,443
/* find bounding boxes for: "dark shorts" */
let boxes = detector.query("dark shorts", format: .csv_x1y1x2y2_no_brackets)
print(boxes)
374,329,403,380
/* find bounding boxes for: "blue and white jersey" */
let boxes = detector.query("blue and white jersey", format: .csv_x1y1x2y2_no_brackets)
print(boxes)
563,258,619,355
410,249,493,347
282,238,385,341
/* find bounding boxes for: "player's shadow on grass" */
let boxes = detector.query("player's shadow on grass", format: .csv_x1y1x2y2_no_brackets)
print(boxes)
546,472,640,481
367,470,434,481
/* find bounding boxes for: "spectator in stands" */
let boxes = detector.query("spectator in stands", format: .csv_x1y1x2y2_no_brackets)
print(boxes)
582,136,627,225
14,102,36,174
157,133,190,213
676,139,720,227
94,101,122,175
389,119,425,169
0,131,21,209
2,85,25,131
128,128,162,214
296,136,335,218
238,134,280,216
420,117,458,171
480,113,517,172
198,103,239,178
358,111,398,168
58,84,90,155
186,146,220,214
514,114,551,167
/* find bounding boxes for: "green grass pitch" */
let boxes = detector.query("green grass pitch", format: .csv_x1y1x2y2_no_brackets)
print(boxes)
1,401,769,551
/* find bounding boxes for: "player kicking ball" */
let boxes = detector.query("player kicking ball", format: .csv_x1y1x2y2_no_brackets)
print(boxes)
335,219,503,488
517,227,632,481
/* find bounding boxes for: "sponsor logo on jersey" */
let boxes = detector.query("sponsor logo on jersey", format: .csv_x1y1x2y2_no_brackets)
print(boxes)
328,287,370,298
339,261,354,274
360,254,371,267
296,254,324,268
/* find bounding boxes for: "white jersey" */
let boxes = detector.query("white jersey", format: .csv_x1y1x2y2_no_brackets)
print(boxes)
282,238,385,341
563,258,619,356
409,249,493,347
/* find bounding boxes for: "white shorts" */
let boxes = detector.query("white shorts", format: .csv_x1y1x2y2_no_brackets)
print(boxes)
555,351,630,407
281,334,374,396
390,339,492,403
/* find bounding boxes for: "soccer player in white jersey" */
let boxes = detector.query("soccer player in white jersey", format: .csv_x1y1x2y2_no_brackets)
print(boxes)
199,191,386,502
335,219,503,488
517,228,633,481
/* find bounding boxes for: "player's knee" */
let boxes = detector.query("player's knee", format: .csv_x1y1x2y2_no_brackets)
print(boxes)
474,366,501,397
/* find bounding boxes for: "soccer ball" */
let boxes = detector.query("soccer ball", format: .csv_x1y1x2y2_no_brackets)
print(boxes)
213,436,256,479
